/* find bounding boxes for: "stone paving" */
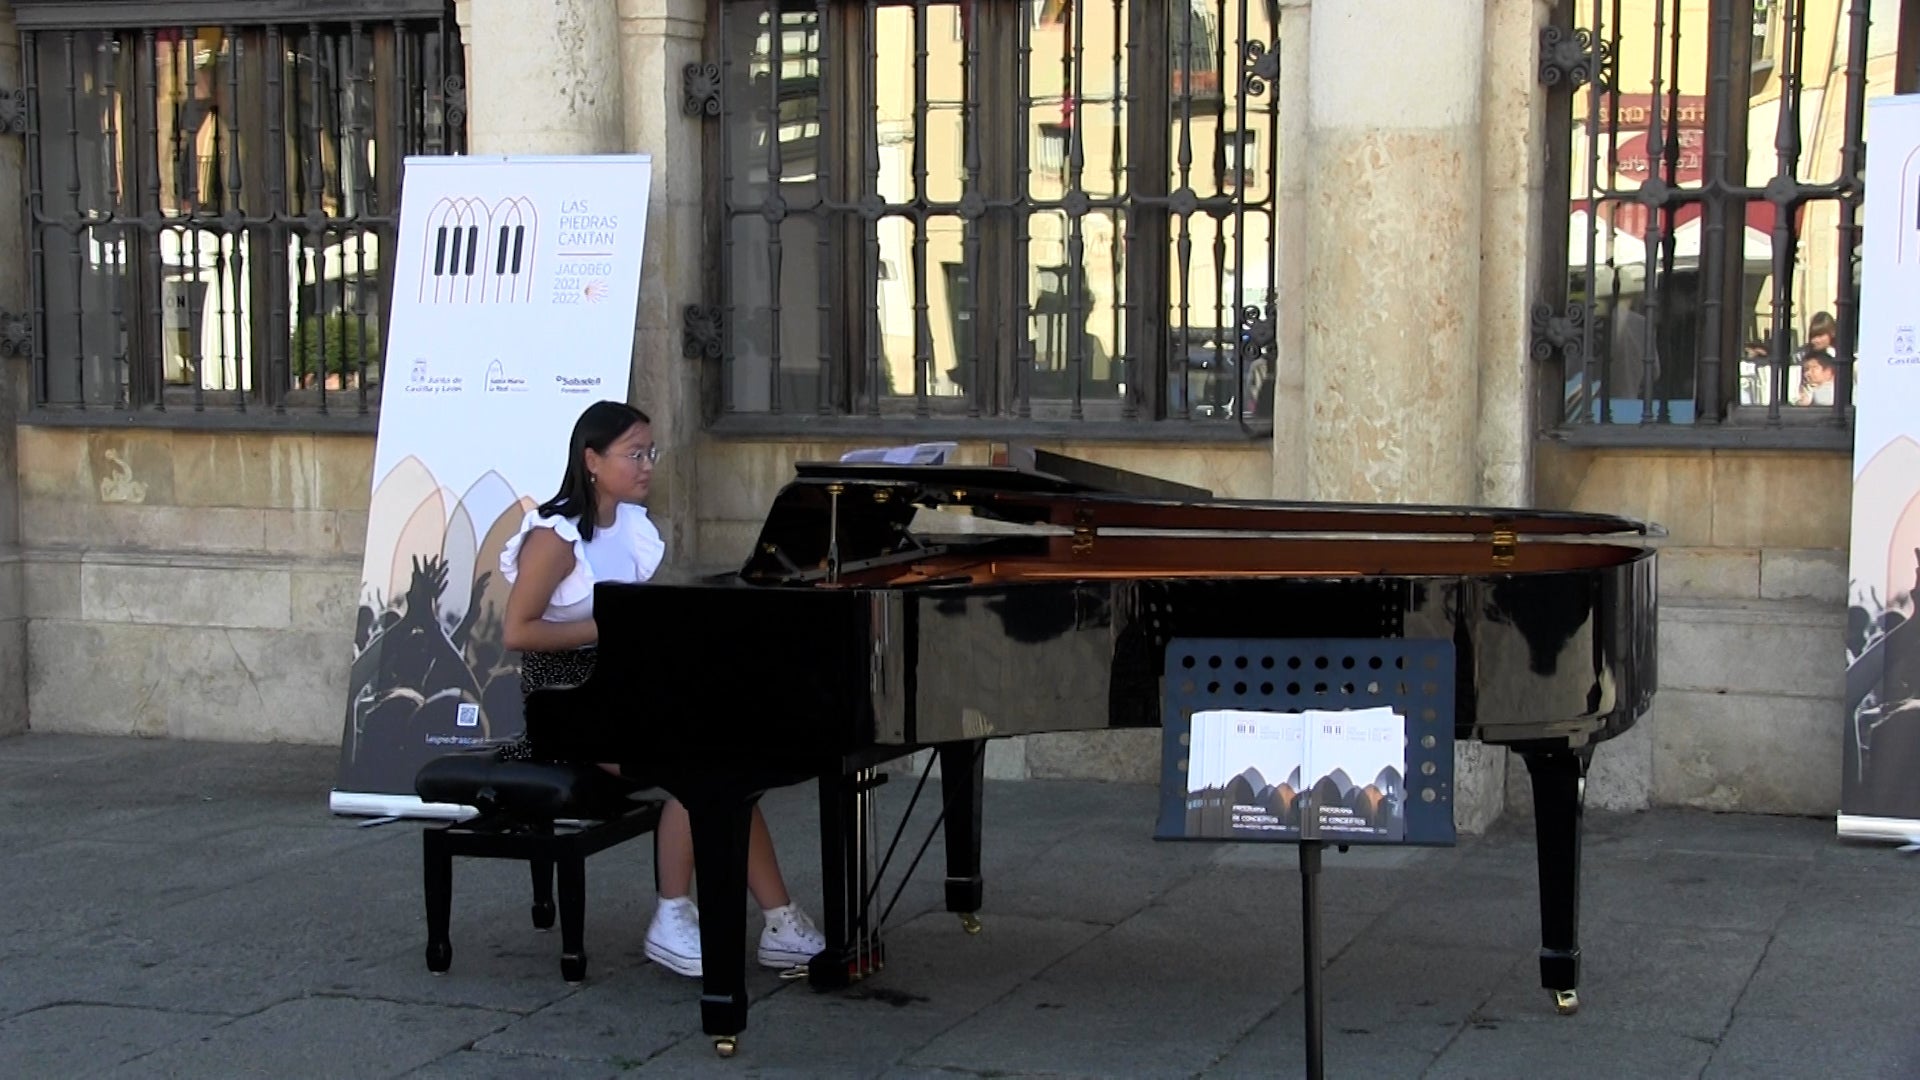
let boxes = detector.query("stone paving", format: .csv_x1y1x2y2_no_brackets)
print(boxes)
1,733,1915,1078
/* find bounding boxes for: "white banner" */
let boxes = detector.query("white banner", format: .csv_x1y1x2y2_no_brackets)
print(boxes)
331,154,652,817
1841,97,1920,840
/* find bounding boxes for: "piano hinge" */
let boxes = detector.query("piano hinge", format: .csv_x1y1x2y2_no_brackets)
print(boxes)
1491,528,1518,567
1072,508,1096,556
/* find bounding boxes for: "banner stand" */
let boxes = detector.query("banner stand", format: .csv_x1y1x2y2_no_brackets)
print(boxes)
330,154,653,818
1840,96,1920,841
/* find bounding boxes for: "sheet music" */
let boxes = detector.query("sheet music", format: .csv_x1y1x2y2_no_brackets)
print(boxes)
838,442,958,465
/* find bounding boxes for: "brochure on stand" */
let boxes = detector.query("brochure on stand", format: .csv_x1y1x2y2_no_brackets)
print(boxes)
1183,706,1408,842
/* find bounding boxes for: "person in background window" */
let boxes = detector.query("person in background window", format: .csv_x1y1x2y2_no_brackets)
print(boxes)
499,399,825,980
1795,310,1837,407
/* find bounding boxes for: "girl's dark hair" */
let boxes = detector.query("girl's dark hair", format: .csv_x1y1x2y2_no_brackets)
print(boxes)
537,399,650,541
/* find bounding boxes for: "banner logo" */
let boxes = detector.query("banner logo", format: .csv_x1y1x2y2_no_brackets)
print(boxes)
418,195,539,305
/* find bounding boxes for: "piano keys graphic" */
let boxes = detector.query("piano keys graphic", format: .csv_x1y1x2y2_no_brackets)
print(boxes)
417,196,538,305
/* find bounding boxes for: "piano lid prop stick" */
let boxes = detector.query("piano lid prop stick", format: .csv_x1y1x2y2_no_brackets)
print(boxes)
826,484,844,583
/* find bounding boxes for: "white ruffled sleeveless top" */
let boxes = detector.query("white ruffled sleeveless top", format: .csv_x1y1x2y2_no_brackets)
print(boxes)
499,501,665,623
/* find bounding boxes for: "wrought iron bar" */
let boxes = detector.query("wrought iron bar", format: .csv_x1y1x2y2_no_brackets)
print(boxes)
1111,0,1130,418
816,0,834,414
1233,8,1251,425
224,24,248,409
307,22,328,413
1764,0,1808,424
24,30,47,405
1631,0,1670,428
142,28,163,411
962,0,981,418
104,34,128,409
267,24,290,413
1066,0,1086,419
1014,0,1033,418
719,1,736,413
863,0,882,415
1120,0,1138,419
1652,0,1683,425
1831,0,1870,424
349,22,373,413
63,31,84,407
910,0,931,416
766,7,786,413
1697,0,1732,424
1175,0,1196,421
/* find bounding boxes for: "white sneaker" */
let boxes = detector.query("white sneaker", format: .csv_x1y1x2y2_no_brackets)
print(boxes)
644,897,702,978
757,903,827,969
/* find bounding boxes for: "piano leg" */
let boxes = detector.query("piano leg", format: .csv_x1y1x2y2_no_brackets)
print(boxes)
809,768,886,990
937,741,986,934
685,793,757,1056
1521,746,1592,1016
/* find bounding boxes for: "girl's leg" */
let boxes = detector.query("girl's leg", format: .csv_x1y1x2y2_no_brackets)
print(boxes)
656,797,695,898
745,803,793,910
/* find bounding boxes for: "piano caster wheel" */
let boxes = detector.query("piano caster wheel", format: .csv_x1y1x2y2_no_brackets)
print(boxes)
959,914,982,935
531,902,555,931
714,1037,738,1058
1553,989,1579,1015
425,940,451,973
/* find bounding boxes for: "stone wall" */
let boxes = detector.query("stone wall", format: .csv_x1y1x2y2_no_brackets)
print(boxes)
1524,443,1852,817
17,428,369,742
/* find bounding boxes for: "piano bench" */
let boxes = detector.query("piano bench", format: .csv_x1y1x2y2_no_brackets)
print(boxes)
413,752,665,985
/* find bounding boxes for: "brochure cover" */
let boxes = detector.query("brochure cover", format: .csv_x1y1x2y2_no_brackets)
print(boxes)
1184,705,1407,842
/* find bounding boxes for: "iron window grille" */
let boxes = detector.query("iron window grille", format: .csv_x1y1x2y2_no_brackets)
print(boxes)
1532,0,1889,448
698,0,1283,437
13,0,466,428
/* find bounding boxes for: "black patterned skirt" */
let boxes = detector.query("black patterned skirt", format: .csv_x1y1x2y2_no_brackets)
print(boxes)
495,647,597,762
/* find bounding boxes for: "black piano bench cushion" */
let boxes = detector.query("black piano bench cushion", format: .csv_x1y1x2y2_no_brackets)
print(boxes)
414,751,641,820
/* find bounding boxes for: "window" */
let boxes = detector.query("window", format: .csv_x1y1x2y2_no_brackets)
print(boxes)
14,0,465,426
699,0,1282,433
1534,0,1893,445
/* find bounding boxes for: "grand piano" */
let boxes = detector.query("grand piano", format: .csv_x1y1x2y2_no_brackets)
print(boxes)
524,446,1659,1056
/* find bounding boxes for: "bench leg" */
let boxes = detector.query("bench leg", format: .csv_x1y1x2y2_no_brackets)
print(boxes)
558,854,587,983
423,830,453,973
530,845,556,931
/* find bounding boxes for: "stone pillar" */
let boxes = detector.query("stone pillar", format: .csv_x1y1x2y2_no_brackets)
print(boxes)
1297,0,1504,829
1269,0,1312,500
614,0,705,568
1476,0,1550,509
463,0,626,156
0,0,28,736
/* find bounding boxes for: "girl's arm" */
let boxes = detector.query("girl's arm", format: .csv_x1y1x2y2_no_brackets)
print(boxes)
502,528,599,652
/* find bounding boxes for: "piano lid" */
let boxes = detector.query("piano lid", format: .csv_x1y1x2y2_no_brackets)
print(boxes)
739,445,1659,583
782,443,1658,539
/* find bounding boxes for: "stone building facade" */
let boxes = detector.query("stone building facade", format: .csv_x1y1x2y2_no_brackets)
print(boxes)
0,0,1901,829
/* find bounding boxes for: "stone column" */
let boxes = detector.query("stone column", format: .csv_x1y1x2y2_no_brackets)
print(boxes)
463,0,626,156
1298,0,1504,828
1269,0,1312,500
614,0,705,569
0,0,28,736
1476,0,1550,509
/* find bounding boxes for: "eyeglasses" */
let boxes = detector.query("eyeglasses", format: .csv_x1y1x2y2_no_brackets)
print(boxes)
615,445,660,464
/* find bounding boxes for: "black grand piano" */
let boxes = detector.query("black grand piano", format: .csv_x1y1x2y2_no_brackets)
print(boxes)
524,446,1658,1056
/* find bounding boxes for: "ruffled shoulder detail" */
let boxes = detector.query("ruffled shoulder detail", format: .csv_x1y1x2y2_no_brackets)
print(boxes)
499,508,595,609
624,504,666,582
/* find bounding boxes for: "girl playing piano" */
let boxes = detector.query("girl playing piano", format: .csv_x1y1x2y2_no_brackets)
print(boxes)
497,399,825,979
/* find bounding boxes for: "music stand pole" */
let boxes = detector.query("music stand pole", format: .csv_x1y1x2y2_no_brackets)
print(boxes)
1299,839,1325,1080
